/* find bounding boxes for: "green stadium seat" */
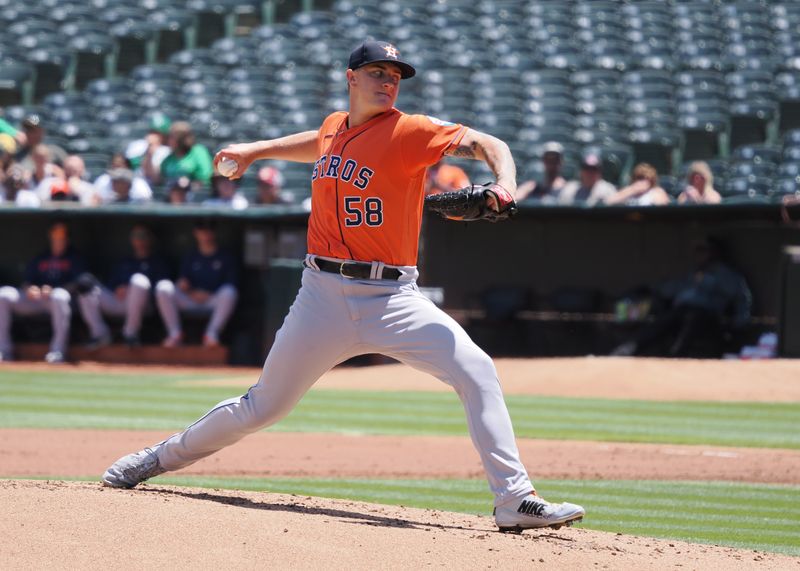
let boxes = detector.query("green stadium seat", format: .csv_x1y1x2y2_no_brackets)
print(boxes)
730,100,778,149
68,34,116,90
148,8,196,62
112,22,158,75
0,63,34,106
27,48,70,100
724,176,773,198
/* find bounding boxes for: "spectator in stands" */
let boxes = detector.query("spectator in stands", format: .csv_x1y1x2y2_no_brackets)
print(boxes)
558,154,616,205
155,219,238,348
36,155,101,206
605,163,671,206
425,160,470,196
517,142,567,202
166,176,193,205
157,122,213,187
15,114,67,171
0,137,12,191
29,144,64,188
94,154,153,204
0,116,26,148
611,238,751,358
0,221,86,363
129,113,172,186
0,164,40,207
254,166,294,205
0,132,16,159
104,168,153,204
77,224,170,348
203,173,248,210
678,161,722,205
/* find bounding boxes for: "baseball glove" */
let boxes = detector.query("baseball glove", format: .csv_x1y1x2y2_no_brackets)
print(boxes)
424,183,517,222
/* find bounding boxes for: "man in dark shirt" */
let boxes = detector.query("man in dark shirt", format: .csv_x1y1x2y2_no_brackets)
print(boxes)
612,238,752,357
77,224,170,347
0,221,85,363
516,142,568,202
155,219,238,347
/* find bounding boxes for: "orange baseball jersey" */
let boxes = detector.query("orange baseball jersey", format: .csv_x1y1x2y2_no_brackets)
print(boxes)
307,108,466,266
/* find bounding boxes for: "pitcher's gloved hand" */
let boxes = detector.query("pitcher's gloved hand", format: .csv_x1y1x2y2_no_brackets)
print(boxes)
424,183,517,222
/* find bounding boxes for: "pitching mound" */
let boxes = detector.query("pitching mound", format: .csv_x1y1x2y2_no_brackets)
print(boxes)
2,480,792,570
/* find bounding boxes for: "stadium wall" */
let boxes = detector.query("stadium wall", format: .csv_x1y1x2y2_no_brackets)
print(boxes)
1,205,797,362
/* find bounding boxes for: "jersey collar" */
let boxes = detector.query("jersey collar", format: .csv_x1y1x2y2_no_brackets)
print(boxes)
341,108,400,138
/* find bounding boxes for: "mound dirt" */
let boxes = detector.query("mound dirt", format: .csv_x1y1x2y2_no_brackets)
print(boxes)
2,480,794,570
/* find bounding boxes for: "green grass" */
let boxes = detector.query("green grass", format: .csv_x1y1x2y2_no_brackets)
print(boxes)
129,476,800,556
1,369,799,448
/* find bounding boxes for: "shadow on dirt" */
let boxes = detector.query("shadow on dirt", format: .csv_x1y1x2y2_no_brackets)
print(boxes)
141,485,487,533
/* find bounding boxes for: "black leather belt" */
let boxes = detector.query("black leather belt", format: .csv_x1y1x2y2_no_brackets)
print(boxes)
311,257,402,280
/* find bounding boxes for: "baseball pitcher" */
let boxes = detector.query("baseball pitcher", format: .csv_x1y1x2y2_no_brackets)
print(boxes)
102,41,584,533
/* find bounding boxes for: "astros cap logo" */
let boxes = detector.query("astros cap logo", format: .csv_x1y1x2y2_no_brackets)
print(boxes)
383,44,399,59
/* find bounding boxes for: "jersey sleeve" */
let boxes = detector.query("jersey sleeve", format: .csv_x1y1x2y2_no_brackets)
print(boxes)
317,112,347,155
399,114,467,173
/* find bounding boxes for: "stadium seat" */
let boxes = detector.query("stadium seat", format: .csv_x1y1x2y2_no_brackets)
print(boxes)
68,34,116,90
112,21,158,75
130,63,180,81
784,146,800,164
81,152,114,179
27,48,70,100
679,113,729,161
774,177,800,197
630,129,679,175
149,7,195,62
659,175,680,197
731,144,782,166
730,100,778,149
724,175,773,198
783,129,800,149
729,161,777,181
0,63,34,106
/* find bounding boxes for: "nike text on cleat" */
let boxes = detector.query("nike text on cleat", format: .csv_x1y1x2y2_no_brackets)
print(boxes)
494,493,585,532
101,447,167,488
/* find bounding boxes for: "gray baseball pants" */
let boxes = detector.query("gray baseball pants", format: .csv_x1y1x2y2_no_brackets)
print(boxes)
77,273,152,339
154,280,238,339
0,286,72,355
155,262,534,507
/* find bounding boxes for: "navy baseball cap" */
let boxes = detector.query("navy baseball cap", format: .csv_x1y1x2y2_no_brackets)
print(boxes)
348,40,416,79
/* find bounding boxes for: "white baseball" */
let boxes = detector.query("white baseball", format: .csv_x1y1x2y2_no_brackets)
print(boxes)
217,157,238,177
